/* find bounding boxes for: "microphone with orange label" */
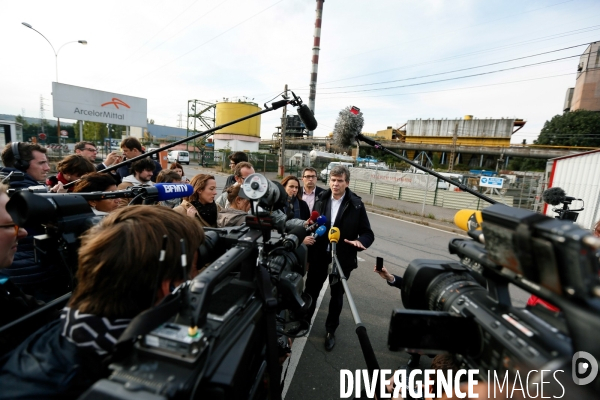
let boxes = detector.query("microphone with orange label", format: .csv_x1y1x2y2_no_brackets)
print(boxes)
454,209,483,232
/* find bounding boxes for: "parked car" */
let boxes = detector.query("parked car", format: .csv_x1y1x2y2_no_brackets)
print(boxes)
167,150,190,165
320,161,354,182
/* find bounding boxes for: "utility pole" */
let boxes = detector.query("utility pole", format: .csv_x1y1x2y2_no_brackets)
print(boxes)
448,122,458,172
278,84,288,177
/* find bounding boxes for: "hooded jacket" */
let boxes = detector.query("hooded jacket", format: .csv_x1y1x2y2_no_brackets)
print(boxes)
217,207,248,227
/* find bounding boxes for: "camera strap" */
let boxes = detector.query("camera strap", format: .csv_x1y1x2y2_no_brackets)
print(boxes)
256,265,283,400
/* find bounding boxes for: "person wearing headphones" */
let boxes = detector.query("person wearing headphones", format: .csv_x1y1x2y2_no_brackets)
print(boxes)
0,142,51,189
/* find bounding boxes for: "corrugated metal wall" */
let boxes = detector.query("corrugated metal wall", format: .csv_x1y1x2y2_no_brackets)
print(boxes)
349,179,512,210
546,151,600,229
406,118,515,138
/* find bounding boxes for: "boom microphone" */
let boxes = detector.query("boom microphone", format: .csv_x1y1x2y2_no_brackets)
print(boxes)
542,187,566,206
297,104,318,131
333,127,358,149
290,91,318,131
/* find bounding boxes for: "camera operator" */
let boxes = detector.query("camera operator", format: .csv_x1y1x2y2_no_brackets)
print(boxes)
0,183,41,326
303,165,374,351
1,142,50,190
217,183,251,227
0,205,205,399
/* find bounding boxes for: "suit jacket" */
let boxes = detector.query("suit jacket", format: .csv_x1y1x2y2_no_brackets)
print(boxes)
308,187,374,273
386,274,403,290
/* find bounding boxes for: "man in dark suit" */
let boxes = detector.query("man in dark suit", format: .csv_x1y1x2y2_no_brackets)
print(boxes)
74,141,122,183
303,165,374,351
298,167,324,213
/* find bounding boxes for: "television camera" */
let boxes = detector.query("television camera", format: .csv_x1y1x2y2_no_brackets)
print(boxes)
387,204,600,395
78,174,312,400
330,124,600,396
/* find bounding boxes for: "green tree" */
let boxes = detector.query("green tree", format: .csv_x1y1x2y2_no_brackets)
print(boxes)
536,110,600,147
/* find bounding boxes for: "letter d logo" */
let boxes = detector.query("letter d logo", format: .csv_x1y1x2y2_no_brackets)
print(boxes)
572,351,598,385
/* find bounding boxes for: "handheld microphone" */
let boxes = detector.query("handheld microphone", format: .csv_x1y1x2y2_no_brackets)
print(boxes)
329,227,340,254
542,187,566,206
305,211,320,231
311,225,327,238
454,209,483,232
283,225,309,250
144,183,194,201
316,215,327,226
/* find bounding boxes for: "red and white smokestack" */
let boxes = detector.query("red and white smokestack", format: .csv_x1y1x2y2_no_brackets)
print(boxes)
308,0,324,138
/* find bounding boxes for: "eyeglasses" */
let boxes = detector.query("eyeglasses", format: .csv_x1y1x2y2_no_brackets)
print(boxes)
0,223,19,237
84,148,98,152
303,175,317,179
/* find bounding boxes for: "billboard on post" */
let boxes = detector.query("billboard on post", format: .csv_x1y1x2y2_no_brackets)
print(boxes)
52,82,147,127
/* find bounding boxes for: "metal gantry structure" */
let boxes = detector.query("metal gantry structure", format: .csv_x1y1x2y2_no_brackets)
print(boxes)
186,100,216,152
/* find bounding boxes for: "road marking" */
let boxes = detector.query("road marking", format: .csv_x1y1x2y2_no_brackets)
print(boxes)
357,256,365,262
281,279,329,398
367,211,468,238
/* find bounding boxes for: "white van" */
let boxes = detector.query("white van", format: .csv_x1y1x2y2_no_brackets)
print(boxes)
320,161,354,182
168,150,190,165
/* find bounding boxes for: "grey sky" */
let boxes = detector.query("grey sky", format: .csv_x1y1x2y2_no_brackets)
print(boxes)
2,0,599,143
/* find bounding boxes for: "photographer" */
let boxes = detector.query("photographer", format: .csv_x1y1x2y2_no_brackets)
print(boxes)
0,206,205,399
0,142,50,189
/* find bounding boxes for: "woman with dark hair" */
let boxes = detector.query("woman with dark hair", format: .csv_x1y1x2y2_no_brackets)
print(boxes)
281,175,310,220
72,172,120,214
169,162,189,183
174,174,218,227
217,184,251,227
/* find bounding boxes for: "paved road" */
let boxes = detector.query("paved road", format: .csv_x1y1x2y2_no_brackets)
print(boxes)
184,166,529,400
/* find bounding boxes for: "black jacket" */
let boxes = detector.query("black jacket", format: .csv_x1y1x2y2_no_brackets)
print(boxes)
308,187,374,272
0,319,107,400
0,167,43,190
386,274,403,289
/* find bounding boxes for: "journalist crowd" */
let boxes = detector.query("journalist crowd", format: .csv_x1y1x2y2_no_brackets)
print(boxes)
0,139,379,398
2,139,590,400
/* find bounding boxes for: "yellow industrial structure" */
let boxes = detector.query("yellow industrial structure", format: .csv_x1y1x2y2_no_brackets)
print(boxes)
215,102,261,138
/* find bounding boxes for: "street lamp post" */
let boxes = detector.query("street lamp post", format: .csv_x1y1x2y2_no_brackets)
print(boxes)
21,22,87,145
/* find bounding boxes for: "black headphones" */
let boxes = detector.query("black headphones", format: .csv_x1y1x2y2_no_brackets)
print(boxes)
11,142,30,172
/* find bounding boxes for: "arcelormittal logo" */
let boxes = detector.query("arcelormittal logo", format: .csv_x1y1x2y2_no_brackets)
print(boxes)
101,98,130,109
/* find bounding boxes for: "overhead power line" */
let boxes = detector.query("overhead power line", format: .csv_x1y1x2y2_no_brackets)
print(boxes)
306,55,579,95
